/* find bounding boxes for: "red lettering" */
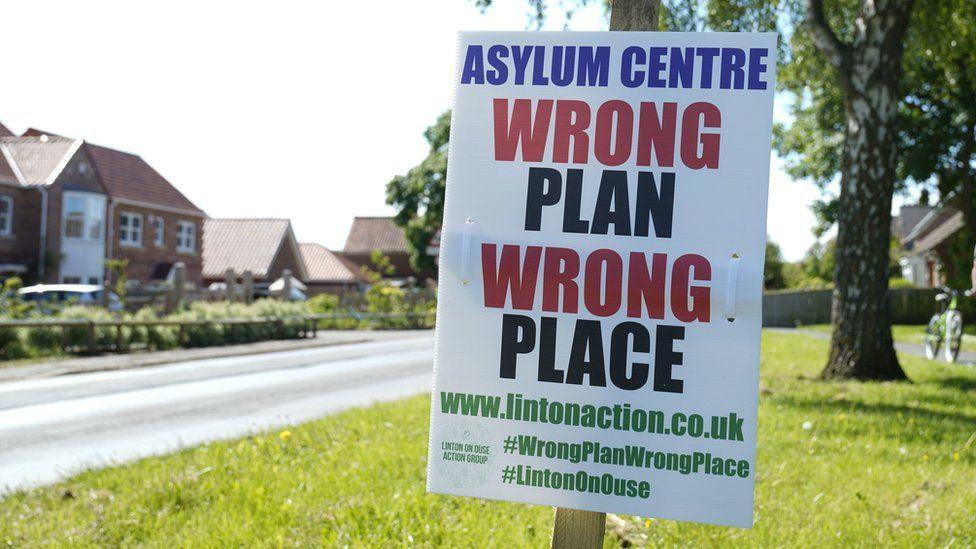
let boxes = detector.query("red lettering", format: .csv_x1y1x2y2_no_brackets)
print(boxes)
671,254,711,322
493,98,553,162
583,249,623,317
594,100,633,167
552,100,590,164
679,102,721,169
626,252,667,319
636,101,677,168
542,247,580,313
482,243,542,310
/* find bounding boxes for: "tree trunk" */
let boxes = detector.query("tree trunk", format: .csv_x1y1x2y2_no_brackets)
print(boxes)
806,0,913,380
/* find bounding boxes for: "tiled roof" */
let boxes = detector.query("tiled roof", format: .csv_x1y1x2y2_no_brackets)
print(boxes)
0,148,17,182
300,242,362,282
21,128,65,138
910,207,964,254
894,205,934,242
203,218,297,279
342,216,410,254
0,136,80,184
0,131,204,215
0,121,13,138
85,143,204,214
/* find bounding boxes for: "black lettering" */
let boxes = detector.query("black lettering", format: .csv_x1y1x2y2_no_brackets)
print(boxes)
500,314,535,378
653,324,684,392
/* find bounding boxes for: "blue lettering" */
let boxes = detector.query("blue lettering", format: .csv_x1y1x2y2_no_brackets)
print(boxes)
577,46,610,87
647,47,667,88
748,48,769,90
696,47,719,89
668,47,694,88
511,45,533,85
621,46,645,88
551,46,576,86
720,48,746,89
460,45,484,84
531,45,549,85
487,45,509,85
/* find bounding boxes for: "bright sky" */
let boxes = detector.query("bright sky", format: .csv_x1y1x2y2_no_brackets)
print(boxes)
2,0,837,261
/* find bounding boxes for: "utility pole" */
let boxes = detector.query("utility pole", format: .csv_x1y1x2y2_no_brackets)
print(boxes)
549,4,660,548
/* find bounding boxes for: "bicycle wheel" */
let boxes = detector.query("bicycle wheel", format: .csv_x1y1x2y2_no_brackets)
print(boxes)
924,313,942,360
945,310,963,363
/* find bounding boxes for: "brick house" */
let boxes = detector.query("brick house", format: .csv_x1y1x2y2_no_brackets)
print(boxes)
340,216,436,282
299,242,363,295
897,205,967,288
202,218,308,291
0,124,206,286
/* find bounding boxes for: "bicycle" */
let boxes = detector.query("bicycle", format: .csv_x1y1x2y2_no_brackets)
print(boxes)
924,287,973,363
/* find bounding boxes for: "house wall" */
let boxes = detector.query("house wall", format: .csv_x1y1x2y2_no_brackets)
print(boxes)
109,202,204,286
0,184,42,279
42,149,106,283
267,240,305,283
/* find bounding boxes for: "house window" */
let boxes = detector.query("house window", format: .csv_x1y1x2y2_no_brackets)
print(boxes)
119,212,143,246
177,220,196,253
153,216,165,247
63,193,105,241
64,195,86,239
0,195,12,236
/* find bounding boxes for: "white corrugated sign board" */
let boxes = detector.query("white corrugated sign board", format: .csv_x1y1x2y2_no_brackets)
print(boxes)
427,31,777,528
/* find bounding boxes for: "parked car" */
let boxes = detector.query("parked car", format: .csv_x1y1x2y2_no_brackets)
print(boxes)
18,284,123,312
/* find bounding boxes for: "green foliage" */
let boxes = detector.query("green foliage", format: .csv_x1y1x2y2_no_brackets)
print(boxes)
104,258,129,306
0,277,32,319
357,254,437,329
306,293,340,314
2,331,975,545
899,0,976,231
386,111,449,273
764,238,787,289
888,277,916,289
0,300,312,361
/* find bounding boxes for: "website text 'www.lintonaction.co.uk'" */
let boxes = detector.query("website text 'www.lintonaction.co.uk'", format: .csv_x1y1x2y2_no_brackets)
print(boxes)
439,391,746,441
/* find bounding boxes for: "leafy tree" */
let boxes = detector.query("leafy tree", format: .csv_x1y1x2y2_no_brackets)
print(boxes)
764,239,787,290
104,258,129,308
898,0,976,241
386,111,450,272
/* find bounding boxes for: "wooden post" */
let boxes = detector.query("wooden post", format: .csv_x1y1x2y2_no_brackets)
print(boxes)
282,269,293,302
224,268,237,302
550,3,659,547
173,262,186,311
87,321,97,354
242,270,254,304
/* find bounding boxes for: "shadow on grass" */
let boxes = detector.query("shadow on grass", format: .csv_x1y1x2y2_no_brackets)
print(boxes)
771,392,976,433
927,375,976,393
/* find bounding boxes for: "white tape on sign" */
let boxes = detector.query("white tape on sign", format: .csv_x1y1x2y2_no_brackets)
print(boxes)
459,218,474,285
726,254,741,321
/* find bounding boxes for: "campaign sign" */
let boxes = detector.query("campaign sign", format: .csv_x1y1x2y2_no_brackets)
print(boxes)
426,31,777,528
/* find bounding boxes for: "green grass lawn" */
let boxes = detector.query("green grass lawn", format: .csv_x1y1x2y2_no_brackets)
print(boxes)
2,331,975,547
806,323,976,348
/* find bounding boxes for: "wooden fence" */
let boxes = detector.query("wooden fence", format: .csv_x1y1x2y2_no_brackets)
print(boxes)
762,288,939,327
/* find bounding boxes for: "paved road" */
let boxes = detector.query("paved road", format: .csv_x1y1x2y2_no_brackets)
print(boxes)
0,333,434,494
